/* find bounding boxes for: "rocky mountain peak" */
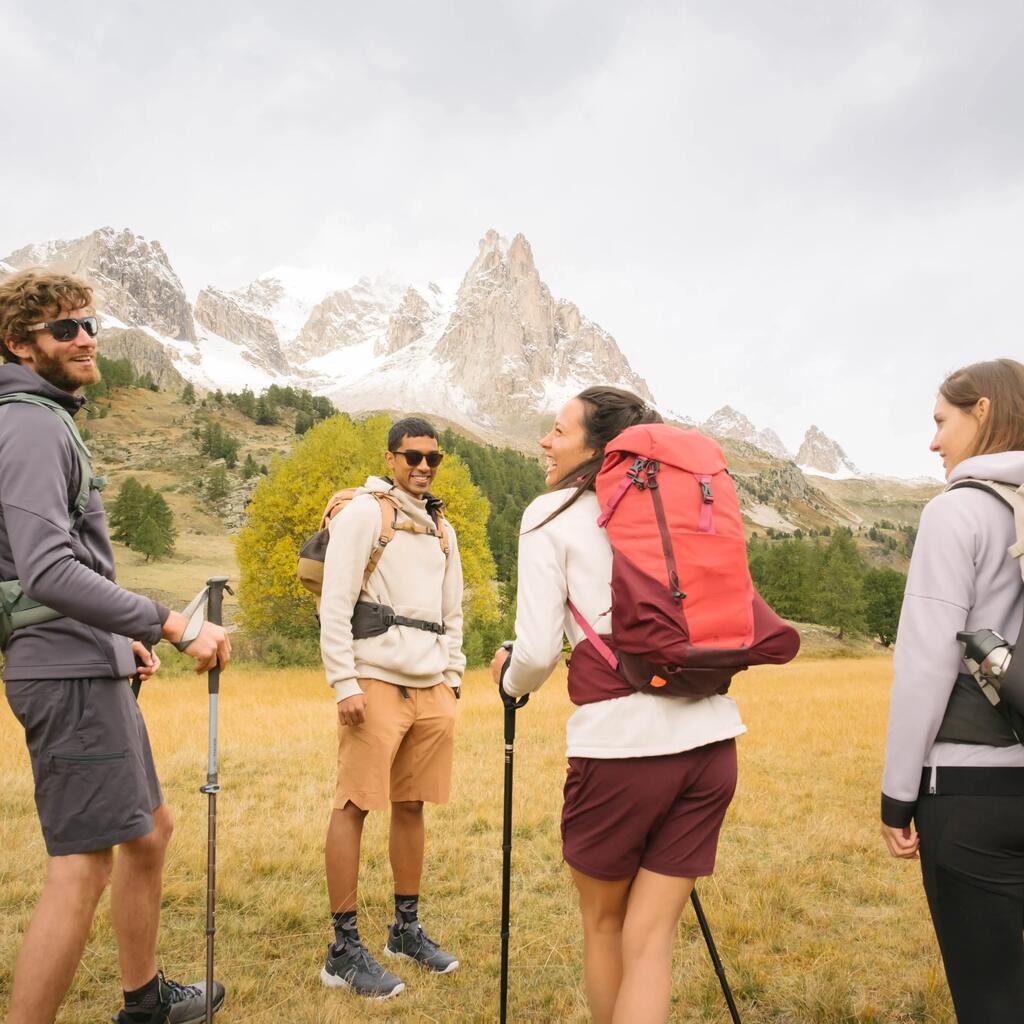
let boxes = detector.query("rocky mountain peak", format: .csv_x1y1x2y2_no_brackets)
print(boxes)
797,425,860,477
291,277,405,362
435,230,653,430
701,405,792,460
378,285,447,357
2,227,195,341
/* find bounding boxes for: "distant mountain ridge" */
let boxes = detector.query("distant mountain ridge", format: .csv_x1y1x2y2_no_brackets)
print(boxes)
1,226,651,443
3,226,901,487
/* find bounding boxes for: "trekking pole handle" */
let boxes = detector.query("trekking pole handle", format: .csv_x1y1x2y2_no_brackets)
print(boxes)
498,642,529,711
204,577,232,696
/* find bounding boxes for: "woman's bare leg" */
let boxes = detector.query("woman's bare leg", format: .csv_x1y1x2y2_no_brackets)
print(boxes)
613,868,695,1024
570,867,632,1024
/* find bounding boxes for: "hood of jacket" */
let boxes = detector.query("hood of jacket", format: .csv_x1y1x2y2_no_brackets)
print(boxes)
0,362,86,415
359,475,444,532
950,451,1024,488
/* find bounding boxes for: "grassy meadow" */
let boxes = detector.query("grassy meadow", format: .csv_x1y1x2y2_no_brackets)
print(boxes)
0,659,954,1023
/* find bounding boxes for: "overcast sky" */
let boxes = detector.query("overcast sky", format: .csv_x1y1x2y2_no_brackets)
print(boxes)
2,0,1022,477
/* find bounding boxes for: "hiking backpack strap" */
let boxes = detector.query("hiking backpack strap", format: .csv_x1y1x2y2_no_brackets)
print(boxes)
362,493,401,590
947,479,1024,584
937,479,1024,743
567,600,619,670
0,392,100,528
0,393,103,648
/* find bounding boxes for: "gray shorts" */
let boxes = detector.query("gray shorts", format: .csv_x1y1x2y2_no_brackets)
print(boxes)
4,677,163,856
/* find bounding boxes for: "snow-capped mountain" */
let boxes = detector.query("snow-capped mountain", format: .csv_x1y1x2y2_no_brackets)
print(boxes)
797,425,861,478
3,227,196,341
701,405,792,460
0,226,654,441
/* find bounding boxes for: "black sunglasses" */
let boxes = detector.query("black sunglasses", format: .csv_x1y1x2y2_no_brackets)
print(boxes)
391,449,444,468
27,316,99,342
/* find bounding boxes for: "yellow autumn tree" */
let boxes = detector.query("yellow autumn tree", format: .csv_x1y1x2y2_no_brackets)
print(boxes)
235,414,499,663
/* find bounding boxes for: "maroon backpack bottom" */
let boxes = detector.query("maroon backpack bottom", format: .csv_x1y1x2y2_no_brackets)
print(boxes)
566,592,800,706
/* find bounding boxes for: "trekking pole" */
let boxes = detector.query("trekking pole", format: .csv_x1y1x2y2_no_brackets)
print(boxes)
497,643,528,1024
201,576,231,1024
691,888,742,1024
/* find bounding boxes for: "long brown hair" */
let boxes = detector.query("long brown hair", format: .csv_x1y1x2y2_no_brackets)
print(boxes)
940,358,1024,458
532,386,662,530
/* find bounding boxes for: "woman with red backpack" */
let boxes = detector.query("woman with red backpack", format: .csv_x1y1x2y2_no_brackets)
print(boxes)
881,359,1024,1023
491,386,758,1024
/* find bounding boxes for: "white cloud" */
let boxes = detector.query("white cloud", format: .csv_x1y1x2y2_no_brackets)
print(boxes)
1,0,1021,478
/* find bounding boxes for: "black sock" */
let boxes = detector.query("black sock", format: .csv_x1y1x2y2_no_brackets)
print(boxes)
394,893,419,930
332,910,360,951
121,974,163,1021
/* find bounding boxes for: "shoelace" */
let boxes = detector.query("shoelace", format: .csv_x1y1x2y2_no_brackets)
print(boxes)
161,975,203,1004
341,942,385,978
403,924,441,955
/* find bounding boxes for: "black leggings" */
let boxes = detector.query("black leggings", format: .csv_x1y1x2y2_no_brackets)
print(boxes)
916,791,1024,1023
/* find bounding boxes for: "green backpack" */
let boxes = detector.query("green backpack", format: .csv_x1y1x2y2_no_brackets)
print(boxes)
0,392,102,649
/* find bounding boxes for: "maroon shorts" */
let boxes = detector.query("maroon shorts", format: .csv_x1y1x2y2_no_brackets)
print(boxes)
561,739,737,881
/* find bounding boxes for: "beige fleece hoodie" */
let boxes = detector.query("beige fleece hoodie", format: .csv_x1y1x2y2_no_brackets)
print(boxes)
320,476,465,702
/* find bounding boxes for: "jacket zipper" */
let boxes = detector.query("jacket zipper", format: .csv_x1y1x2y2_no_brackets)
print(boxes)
49,751,127,765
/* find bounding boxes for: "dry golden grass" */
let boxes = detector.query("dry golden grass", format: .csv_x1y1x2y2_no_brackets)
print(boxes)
0,659,954,1023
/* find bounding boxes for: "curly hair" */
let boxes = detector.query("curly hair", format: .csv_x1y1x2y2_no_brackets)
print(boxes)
940,358,1024,458
0,268,94,363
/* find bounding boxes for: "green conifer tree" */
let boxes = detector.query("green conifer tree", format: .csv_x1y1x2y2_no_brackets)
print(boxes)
207,465,230,501
109,477,147,544
864,568,906,646
817,529,867,639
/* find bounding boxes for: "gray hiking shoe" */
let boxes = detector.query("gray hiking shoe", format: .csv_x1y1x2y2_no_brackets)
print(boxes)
112,972,225,1024
384,922,460,974
320,941,405,1000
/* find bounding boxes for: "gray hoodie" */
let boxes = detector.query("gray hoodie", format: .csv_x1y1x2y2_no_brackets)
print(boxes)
0,364,169,681
882,451,1024,826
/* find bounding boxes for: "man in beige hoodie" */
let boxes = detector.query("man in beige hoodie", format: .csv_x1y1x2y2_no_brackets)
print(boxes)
318,416,465,1000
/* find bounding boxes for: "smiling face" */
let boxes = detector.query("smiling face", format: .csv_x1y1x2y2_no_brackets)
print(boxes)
385,434,441,497
540,398,596,487
7,305,100,393
930,394,985,477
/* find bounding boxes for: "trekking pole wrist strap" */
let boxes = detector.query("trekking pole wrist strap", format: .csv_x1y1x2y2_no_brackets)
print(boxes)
172,585,211,651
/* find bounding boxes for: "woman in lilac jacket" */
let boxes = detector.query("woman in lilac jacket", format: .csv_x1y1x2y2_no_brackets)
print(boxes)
881,358,1024,1023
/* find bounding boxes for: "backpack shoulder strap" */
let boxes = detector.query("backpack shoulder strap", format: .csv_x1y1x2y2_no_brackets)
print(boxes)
948,479,1024,583
362,493,401,588
0,392,94,527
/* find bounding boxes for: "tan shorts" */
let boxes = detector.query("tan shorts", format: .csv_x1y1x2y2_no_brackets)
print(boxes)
335,678,457,811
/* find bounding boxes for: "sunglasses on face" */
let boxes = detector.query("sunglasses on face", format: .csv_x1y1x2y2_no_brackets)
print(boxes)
391,449,444,468
27,316,99,342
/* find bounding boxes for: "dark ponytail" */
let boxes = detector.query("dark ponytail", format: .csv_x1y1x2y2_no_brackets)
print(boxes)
532,386,662,530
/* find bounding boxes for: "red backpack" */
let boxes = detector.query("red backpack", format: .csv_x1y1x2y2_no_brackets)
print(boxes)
567,423,800,705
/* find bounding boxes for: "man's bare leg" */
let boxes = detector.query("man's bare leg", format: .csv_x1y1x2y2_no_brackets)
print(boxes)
110,805,175,990
389,800,425,896
6,849,113,1024
326,802,368,912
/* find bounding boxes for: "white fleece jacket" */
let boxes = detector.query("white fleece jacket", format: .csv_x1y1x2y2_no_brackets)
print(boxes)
882,451,1024,825
319,476,465,702
503,488,746,758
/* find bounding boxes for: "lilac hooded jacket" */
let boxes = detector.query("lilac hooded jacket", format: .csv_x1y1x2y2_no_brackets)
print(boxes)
881,451,1024,827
